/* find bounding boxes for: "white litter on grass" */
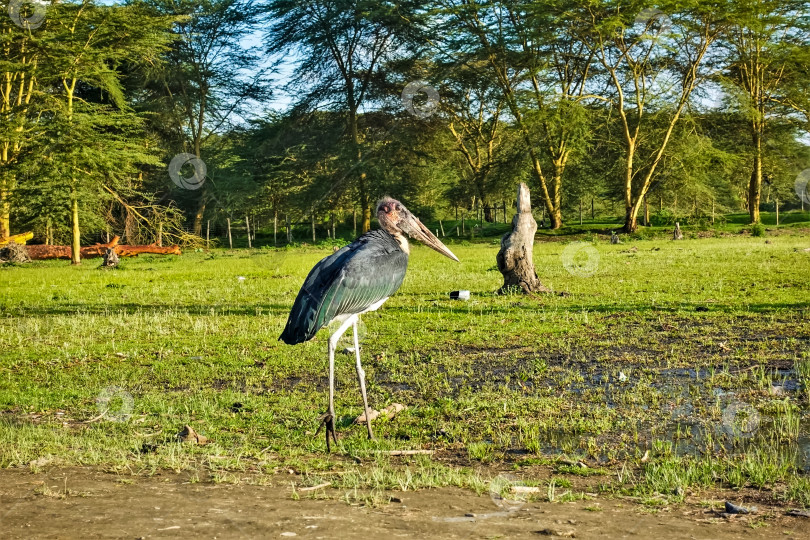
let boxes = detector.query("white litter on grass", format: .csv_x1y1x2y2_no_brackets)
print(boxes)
237,276,246,281
618,372,628,382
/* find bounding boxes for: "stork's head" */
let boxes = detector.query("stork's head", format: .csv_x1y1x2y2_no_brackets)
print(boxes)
377,197,459,262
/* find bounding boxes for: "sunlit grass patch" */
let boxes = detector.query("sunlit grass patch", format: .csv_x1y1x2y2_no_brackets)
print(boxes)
1,235,809,507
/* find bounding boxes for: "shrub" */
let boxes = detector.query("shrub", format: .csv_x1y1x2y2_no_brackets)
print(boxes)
650,209,675,227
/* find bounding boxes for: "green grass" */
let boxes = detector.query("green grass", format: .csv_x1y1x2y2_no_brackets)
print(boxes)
1,227,809,507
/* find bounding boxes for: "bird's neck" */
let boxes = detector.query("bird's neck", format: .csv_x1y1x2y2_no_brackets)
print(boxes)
392,231,409,254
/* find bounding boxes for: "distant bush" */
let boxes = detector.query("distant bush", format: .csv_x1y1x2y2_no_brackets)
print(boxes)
650,209,675,226
650,209,726,230
628,228,654,240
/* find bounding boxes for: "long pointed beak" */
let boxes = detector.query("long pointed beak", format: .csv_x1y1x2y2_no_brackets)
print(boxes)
404,215,459,262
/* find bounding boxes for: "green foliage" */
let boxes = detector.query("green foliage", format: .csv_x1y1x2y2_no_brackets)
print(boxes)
2,0,176,247
2,0,810,251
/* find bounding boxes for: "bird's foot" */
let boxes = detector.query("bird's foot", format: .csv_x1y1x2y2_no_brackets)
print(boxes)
316,412,338,452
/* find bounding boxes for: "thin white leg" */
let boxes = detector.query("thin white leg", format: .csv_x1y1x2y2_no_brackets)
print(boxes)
327,336,336,417
353,317,374,439
323,315,357,450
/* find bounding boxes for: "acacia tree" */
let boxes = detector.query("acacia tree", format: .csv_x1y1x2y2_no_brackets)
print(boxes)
134,0,269,237
576,0,730,232
264,0,426,233
0,6,40,239
720,0,810,223
435,0,596,229
441,66,508,222
38,0,172,263
247,110,349,240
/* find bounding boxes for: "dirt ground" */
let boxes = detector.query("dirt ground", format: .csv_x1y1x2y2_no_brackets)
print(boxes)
1,468,809,539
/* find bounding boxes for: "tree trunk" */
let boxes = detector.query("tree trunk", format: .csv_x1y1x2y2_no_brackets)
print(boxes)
621,144,636,233
361,193,371,234
748,131,763,224
623,204,639,233
495,78,563,229
245,215,252,248
193,189,206,236
227,218,232,249
348,100,372,234
70,188,81,265
483,203,493,223
496,183,549,295
0,231,33,246
644,195,650,226
549,165,564,229
0,178,9,239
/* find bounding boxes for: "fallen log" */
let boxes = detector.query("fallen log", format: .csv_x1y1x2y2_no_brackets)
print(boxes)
26,236,120,260
115,244,181,257
25,237,181,260
0,231,34,246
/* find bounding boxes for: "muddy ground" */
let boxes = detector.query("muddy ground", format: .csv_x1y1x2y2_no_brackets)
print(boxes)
1,468,808,539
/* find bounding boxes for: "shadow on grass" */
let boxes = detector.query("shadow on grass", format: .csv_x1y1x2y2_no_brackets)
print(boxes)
5,292,808,319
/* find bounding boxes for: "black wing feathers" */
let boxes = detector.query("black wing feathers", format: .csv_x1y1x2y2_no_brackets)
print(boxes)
279,230,408,344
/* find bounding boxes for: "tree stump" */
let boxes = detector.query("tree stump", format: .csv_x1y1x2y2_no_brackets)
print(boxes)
0,241,31,263
673,222,683,240
496,183,549,295
101,248,119,268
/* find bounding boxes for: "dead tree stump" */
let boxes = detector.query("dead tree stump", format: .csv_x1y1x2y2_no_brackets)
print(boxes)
673,222,683,240
101,248,119,268
0,241,31,263
496,183,550,295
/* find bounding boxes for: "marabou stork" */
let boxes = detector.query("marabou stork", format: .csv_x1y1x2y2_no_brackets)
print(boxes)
280,198,459,451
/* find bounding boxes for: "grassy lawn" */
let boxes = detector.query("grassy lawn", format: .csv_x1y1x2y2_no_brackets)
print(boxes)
1,224,809,508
